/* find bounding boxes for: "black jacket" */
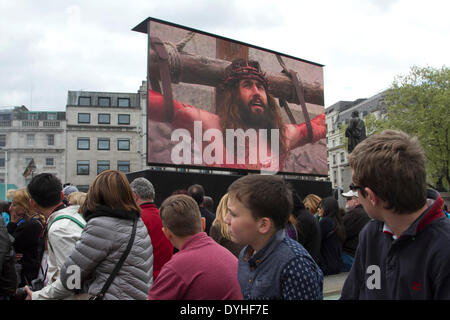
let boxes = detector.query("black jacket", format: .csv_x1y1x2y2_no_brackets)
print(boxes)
0,217,17,296
199,207,215,235
294,208,321,265
7,218,43,286
342,205,370,256
341,189,450,299
319,216,343,275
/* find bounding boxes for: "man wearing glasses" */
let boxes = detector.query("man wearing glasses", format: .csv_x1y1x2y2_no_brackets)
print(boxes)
340,130,450,299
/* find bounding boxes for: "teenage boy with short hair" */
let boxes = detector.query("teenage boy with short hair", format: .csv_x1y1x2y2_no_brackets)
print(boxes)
341,130,450,299
225,174,323,300
148,194,242,300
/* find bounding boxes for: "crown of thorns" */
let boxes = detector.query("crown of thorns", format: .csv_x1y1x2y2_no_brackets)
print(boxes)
223,61,269,89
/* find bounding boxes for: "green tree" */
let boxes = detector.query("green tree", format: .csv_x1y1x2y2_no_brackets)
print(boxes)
363,113,387,136
382,65,450,190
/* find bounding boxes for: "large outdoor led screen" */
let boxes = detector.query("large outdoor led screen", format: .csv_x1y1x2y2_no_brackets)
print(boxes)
133,18,327,175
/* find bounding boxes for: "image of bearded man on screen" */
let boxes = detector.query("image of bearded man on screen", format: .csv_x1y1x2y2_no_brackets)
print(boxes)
147,58,326,172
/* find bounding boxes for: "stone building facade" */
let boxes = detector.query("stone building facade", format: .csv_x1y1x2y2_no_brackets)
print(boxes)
0,106,66,199
65,90,144,191
326,90,387,203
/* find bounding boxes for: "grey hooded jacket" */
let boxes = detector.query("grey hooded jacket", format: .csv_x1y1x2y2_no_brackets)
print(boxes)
60,205,153,300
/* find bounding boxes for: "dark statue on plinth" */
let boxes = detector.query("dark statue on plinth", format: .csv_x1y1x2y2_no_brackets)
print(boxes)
345,111,366,153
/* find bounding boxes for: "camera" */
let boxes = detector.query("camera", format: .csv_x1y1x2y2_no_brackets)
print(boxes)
14,279,44,300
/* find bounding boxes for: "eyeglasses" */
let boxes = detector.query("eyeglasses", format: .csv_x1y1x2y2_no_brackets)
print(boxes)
349,183,363,192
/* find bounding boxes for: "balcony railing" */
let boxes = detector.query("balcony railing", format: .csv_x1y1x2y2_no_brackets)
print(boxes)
18,120,61,128
43,121,60,127
0,120,12,127
22,120,39,127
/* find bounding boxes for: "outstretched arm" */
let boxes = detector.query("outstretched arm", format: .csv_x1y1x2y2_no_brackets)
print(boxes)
148,90,220,131
285,113,326,150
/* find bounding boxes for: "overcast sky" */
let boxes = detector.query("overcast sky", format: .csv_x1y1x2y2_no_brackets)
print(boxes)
0,0,448,111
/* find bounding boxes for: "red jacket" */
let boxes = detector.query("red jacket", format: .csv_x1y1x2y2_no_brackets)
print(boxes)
140,203,173,281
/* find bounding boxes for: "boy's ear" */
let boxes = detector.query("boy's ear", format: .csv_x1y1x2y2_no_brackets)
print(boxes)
201,217,206,232
162,226,172,241
365,187,379,207
257,217,272,235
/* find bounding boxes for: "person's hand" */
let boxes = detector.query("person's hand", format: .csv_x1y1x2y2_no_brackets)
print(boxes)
16,253,23,261
24,286,33,300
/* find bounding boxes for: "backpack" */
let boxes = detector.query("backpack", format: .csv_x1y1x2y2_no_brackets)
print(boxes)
0,233,18,297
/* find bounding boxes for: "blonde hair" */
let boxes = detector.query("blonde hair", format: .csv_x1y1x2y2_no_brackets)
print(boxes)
212,193,231,240
7,189,16,200
68,192,87,206
303,194,322,214
11,188,45,224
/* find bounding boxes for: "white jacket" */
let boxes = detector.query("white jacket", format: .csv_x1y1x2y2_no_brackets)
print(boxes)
32,205,86,300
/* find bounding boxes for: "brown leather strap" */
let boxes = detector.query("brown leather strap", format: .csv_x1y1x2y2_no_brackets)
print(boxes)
150,37,174,122
288,70,313,143
279,98,297,124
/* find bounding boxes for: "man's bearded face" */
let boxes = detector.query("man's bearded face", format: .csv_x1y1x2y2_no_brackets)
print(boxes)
238,79,271,127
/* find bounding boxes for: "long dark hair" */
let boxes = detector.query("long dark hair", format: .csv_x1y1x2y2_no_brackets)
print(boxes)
218,86,288,162
319,197,346,242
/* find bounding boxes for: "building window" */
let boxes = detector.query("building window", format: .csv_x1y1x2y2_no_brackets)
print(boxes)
118,98,130,107
117,139,130,151
333,154,336,165
117,160,130,173
77,138,90,150
77,160,90,175
97,160,110,174
46,158,54,166
79,97,91,106
333,170,337,185
98,138,110,150
0,134,5,147
118,114,130,125
341,152,345,163
47,134,55,146
98,114,111,124
27,113,38,120
98,97,111,107
78,113,90,124
47,113,57,120
0,158,4,167
26,134,35,146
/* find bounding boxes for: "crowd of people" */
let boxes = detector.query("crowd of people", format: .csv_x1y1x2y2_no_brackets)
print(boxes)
0,129,449,300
